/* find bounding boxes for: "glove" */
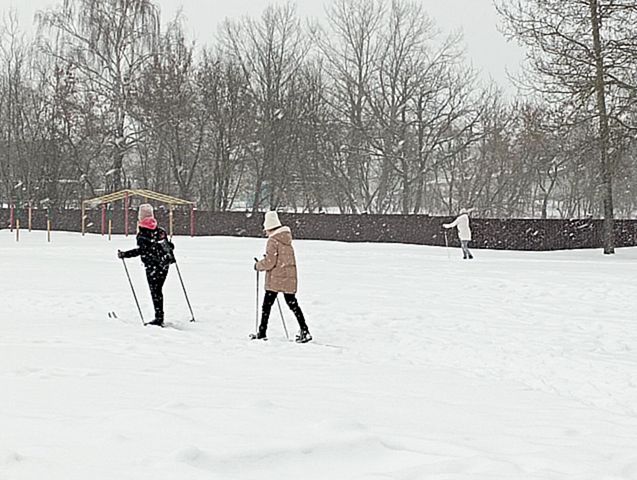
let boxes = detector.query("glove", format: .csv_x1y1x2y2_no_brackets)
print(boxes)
117,250,124,259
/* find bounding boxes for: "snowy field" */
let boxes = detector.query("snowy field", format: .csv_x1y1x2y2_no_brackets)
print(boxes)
2,230,637,480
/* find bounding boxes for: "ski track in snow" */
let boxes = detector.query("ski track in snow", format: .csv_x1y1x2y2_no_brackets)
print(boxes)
1,230,637,479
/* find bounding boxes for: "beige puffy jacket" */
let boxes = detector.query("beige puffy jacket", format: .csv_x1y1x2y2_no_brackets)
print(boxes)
256,226,298,294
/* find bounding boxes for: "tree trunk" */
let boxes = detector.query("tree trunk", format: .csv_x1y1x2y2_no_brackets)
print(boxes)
589,0,615,254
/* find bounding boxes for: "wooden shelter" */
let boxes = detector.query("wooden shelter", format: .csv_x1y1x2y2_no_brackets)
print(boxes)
81,189,196,238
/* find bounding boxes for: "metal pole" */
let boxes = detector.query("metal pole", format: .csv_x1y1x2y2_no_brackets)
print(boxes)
169,205,174,239
275,297,290,341
190,204,195,237
108,205,113,240
81,202,86,236
47,208,51,242
101,204,106,236
444,230,450,260
121,257,144,324
254,258,260,333
124,192,129,237
175,261,196,322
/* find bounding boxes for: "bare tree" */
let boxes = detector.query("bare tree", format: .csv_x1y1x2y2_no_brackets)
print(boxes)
497,0,637,253
0,12,30,205
366,0,437,213
37,0,160,194
2,0,635,221
221,3,311,211
320,0,385,213
135,15,203,199
196,50,253,211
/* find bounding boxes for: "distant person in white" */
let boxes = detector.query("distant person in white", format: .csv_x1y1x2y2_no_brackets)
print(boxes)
443,208,473,259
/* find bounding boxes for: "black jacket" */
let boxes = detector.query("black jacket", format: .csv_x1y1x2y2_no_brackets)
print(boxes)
121,226,175,269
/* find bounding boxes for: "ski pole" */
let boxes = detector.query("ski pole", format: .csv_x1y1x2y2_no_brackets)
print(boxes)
175,260,196,322
444,230,450,260
121,257,145,325
254,258,260,332
275,297,290,341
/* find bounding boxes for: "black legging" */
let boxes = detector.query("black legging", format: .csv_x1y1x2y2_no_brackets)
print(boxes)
259,290,308,334
146,265,169,321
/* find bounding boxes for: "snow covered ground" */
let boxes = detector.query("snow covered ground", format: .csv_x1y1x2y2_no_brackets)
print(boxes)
2,230,637,480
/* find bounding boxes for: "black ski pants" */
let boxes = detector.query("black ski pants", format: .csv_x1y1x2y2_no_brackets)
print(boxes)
260,290,308,334
146,265,169,321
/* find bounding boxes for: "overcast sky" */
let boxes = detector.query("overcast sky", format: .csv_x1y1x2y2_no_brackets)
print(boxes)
0,0,524,91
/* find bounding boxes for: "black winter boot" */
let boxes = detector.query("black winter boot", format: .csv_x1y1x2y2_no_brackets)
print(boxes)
249,326,268,340
295,329,312,343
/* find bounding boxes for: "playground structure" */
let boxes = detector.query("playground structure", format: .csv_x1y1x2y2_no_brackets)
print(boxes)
81,189,196,239
8,203,53,242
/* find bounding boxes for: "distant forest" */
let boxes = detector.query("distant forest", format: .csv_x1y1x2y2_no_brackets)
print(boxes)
0,0,636,233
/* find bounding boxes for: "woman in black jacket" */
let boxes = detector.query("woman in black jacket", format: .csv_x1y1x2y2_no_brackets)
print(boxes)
118,204,175,326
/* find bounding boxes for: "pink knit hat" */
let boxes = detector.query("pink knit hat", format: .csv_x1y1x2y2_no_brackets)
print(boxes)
138,203,154,221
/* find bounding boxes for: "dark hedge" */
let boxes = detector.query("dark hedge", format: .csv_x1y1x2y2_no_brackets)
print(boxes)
2,208,636,251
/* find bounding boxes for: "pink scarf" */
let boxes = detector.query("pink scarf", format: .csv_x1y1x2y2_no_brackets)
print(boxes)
139,217,158,230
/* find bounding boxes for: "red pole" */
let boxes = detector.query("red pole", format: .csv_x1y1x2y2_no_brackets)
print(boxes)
10,204,14,231
190,204,196,237
124,192,129,237
101,204,106,236
169,205,174,239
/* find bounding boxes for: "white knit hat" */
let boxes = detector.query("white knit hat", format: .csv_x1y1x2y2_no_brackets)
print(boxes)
263,211,282,231
138,203,155,221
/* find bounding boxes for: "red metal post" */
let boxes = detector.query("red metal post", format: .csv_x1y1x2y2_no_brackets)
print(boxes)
46,208,51,242
169,205,174,239
101,204,106,236
124,192,129,237
190,204,196,237
81,202,86,236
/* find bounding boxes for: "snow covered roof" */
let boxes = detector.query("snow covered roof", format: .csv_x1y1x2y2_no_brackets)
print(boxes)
82,189,195,207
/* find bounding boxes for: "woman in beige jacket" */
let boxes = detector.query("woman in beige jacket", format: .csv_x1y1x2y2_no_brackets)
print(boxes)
251,211,312,343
